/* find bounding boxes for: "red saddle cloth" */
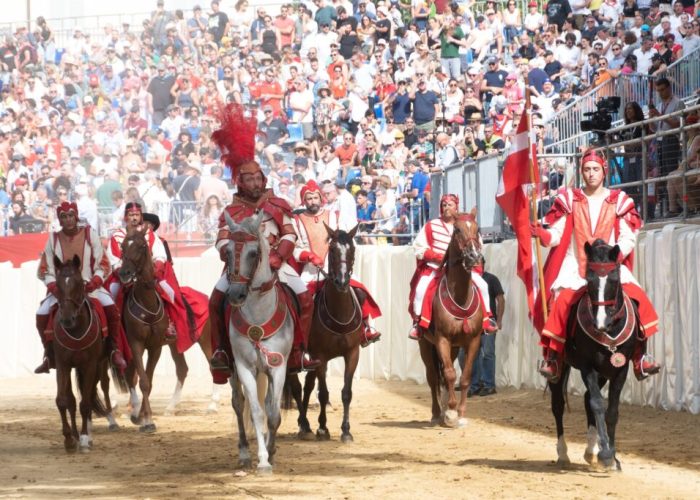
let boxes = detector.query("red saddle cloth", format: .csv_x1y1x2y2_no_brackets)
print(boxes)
45,298,108,341
178,286,209,353
306,279,382,319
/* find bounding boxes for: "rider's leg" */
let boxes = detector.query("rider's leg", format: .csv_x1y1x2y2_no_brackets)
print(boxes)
95,289,128,374
209,275,232,381
352,285,381,347
622,283,661,379
34,296,57,374
409,273,434,340
472,272,497,333
288,290,321,373
157,279,178,342
539,288,583,382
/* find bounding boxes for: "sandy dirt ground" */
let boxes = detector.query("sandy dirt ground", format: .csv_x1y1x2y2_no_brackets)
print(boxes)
0,373,698,499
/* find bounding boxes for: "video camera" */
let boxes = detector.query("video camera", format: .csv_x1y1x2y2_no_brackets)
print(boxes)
580,96,621,144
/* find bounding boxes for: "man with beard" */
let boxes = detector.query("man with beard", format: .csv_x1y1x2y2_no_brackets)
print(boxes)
291,180,381,347
208,105,321,382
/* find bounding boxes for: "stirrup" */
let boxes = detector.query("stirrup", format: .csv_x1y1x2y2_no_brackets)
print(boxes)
361,325,381,347
636,354,661,381
538,359,560,383
164,324,177,343
210,349,232,373
408,323,422,341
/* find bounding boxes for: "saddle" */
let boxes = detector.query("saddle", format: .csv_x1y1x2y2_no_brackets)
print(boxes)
51,299,108,351
314,285,363,335
576,293,637,358
125,288,165,325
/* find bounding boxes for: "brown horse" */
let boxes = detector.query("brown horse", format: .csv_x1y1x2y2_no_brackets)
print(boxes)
119,230,169,432
419,210,484,427
52,254,108,451
290,224,364,443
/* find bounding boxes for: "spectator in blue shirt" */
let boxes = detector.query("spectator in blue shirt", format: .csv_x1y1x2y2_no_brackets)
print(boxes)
407,159,429,230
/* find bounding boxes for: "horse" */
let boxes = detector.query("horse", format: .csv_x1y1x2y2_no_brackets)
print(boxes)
223,212,295,473
51,254,108,452
549,239,638,471
418,210,484,427
288,224,363,443
119,229,170,433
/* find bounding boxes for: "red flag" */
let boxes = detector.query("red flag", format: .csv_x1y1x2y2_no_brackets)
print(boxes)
496,115,539,322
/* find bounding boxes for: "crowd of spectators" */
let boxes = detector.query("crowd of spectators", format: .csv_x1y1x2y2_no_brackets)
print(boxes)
1,0,700,239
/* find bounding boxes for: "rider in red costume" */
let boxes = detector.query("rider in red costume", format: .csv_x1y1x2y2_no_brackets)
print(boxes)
35,201,128,374
408,194,498,339
106,202,187,344
532,149,661,382
208,104,321,381
291,180,382,346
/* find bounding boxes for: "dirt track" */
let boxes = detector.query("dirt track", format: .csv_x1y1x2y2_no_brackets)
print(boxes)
1,374,698,499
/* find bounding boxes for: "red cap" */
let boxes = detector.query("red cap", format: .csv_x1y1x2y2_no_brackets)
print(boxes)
581,149,607,171
89,74,99,87
300,180,322,201
440,194,460,215
14,177,28,187
56,201,79,218
124,201,142,218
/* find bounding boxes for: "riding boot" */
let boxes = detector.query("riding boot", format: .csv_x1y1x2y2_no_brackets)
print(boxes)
104,305,127,375
360,318,381,347
539,348,565,383
408,321,423,340
34,314,53,374
633,338,661,381
164,321,178,343
482,317,498,334
209,289,233,381
288,291,321,373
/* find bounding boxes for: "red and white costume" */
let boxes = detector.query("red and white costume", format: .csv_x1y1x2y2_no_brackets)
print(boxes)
292,203,382,321
536,187,659,353
409,216,493,329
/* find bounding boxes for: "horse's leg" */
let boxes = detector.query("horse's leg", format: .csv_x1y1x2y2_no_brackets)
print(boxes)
550,365,571,466
165,344,187,415
340,347,360,443
236,366,271,473
604,366,629,471
456,334,481,425
78,364,98,451
139,344,162,433
298,371,316,440
100,360,119,431
55,366,77,452
265,366,286,465
436,335,458,427
128,343,145,425
316,363,331,440
229,368,252,469
582,369,614,469
583,376,606,464
198,322,220,414
418,338,441,425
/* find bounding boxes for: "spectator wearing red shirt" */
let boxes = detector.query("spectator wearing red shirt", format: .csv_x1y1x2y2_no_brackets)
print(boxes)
274,4,296,48
257,68,285,117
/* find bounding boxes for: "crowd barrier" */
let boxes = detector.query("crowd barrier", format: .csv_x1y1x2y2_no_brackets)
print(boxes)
2,226,698,413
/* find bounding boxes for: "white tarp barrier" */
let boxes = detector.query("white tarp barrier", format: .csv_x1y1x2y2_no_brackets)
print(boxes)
2,226,698,413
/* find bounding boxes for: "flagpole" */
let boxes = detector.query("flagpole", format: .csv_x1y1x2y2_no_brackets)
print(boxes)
524,77,548,321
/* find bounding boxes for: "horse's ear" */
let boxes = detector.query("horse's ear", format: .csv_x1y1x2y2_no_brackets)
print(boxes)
72,254,81,269
53,255,62,270
609,245,621,264
470,206,477,218
347,224,359,239
224,210,238,232
251,210,265,232
584,241,593,257
323,221,335,238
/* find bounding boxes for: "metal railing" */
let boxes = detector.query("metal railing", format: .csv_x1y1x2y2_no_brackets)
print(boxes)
546,47,700,156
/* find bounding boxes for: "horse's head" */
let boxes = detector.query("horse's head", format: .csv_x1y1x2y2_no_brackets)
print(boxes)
325,223,357,292
584,239,623,332
224,211,267,307
448,208,481,270
119,229,152,284
53,254,85,330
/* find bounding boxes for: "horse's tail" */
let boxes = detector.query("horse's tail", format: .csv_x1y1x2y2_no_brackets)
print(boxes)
431,343,446,393
111,365,130,394
75,370,108,418
182,294,197,337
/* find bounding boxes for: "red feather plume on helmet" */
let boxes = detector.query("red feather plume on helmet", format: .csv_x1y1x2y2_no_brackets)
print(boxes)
211,103,259,179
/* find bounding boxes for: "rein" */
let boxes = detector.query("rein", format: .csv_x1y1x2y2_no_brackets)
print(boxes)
54,299,100,351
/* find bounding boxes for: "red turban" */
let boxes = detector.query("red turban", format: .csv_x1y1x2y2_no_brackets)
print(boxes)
581,149,607,172
124,201,142,218
440,194,460,215
300,180,322,201
56,201,78,218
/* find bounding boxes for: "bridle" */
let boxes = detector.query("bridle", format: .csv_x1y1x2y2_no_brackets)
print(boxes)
448,216,480,270
226,231,276,294
588,260,623,312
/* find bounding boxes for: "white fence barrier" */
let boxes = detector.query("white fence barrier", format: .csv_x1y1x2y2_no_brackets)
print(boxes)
2,227,699,413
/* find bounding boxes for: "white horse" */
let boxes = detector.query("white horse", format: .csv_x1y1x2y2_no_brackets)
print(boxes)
223,212,294,474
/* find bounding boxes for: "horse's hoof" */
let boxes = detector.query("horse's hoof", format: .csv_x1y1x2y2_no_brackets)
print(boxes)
64,438,78,453
316,429,331,441
556,457,571,467
257,465,273,475
108,423,120,432
163,408,175,416
130,415,141,426
615,458,622,471
297,430,315,441
341,433,354,443
430,417,441,426
205,403,218,415
443,409,459,428
238,458,252,469
139,423,156,433
79,435,91,451
584,451,595,465
457,417,468,428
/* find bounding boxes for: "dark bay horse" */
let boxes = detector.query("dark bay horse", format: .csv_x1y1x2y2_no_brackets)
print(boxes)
291,224,363,443
419,210,484,427
52,255,107,452
549,240,638,470
119,230,169,433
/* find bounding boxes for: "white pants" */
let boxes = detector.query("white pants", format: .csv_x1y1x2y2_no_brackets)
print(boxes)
110,280,175,302
37,288,114,315
412,270,492,320
214,262,308,295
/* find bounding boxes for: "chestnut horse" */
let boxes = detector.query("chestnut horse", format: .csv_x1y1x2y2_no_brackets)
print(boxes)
52,255,107,452
291,224,363,443
119,230,169,433
549,240,638,470
418,210,484,427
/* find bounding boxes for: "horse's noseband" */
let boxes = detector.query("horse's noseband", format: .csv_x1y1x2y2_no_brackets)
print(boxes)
588,261,621,308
